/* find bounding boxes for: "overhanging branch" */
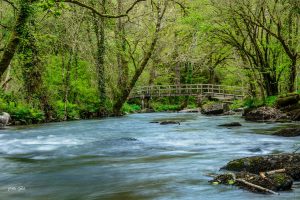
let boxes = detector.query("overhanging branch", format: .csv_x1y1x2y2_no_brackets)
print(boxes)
56,0,146,18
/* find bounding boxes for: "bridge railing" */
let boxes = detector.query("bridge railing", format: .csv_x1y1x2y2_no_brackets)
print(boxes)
129,84,245,100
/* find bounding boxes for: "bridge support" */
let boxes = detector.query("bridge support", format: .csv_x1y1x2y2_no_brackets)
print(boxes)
141,96,150,110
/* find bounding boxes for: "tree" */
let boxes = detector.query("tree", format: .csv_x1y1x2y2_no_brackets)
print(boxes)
112,0,170,115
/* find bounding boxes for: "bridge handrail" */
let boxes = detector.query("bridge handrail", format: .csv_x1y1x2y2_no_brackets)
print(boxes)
129,84,245,99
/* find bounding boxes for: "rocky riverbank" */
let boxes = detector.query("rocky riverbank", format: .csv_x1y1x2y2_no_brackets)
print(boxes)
243,94,300,122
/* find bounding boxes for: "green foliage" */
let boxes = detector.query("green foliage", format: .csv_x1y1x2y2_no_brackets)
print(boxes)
243,96,278,108
229,100,244,110
243,98,264,108
0,96,45,124
53,100,80,121
121,103,141,114
265,96,278,107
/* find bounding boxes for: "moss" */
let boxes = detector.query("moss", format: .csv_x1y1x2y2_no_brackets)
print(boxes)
224,159,245,171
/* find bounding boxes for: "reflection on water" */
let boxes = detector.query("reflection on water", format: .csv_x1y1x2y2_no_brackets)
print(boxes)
0,113,299,200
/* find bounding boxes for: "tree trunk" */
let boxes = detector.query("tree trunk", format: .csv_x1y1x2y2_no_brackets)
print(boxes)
64,51,73,121
0,1,32,77
288,59,297,93
93,2,107,115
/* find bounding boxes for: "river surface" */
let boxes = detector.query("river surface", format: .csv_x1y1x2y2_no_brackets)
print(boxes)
0,113,299,200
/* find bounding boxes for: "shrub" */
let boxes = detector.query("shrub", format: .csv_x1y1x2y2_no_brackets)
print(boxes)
122,103,141,114
0,97,45,124
151,102,181,112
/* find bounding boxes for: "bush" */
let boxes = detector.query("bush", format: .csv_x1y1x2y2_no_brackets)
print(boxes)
265,96,278,107
243,96,278,108
229,100,244,110
0,97,45,124
53,100,80,120
122,103,141,114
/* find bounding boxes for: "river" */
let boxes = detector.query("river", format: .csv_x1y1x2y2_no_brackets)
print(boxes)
0,113,299,200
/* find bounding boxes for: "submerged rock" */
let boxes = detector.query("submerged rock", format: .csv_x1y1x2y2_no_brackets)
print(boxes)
218,122,242,127
119,137,138,141
243,107,287,122
273,128,300,137
159,121,180,125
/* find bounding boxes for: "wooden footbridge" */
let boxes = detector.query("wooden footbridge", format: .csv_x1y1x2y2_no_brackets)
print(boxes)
129,84,245,101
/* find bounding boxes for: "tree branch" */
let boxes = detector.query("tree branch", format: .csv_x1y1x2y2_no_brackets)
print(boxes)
3,0,18,10
57,0,145,18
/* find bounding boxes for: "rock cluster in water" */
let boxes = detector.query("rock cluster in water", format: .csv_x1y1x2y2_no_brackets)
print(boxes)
211,153,300,194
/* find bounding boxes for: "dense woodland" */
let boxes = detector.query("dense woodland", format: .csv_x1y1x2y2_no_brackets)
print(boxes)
0,0,300,124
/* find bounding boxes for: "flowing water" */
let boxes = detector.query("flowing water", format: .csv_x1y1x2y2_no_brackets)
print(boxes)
0,113,299,200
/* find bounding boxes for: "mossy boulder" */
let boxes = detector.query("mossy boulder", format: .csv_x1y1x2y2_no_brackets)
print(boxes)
201,103,225,115
221,153,300,180
276,94,300,108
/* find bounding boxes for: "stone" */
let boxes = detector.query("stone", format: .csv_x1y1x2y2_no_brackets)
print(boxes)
201,103,224,115
218,122,242,127
221,153,300,180
0,112,10,127
243,106,287,122
273,128,300,137
287,109,300,121
159,121,180,125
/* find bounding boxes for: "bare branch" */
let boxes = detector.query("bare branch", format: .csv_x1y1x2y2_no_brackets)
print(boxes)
57,0,146,18
3,0,18,10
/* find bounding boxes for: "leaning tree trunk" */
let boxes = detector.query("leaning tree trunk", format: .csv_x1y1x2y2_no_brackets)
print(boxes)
288,59,297,93
0,1,33,77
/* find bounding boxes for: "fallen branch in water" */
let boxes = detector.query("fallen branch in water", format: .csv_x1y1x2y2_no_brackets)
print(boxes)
265,169,286,175
235,178,279,195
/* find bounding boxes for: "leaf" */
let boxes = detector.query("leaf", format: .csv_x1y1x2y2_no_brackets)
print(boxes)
228,180,235,185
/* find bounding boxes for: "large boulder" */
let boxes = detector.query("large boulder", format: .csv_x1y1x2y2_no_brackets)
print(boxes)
0,112,10,127
201,103,228,115
276,94,300,108
243,106,287,122
221,153,300,180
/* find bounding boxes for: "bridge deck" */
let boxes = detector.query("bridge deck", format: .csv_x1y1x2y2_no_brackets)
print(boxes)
129,84,245,101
